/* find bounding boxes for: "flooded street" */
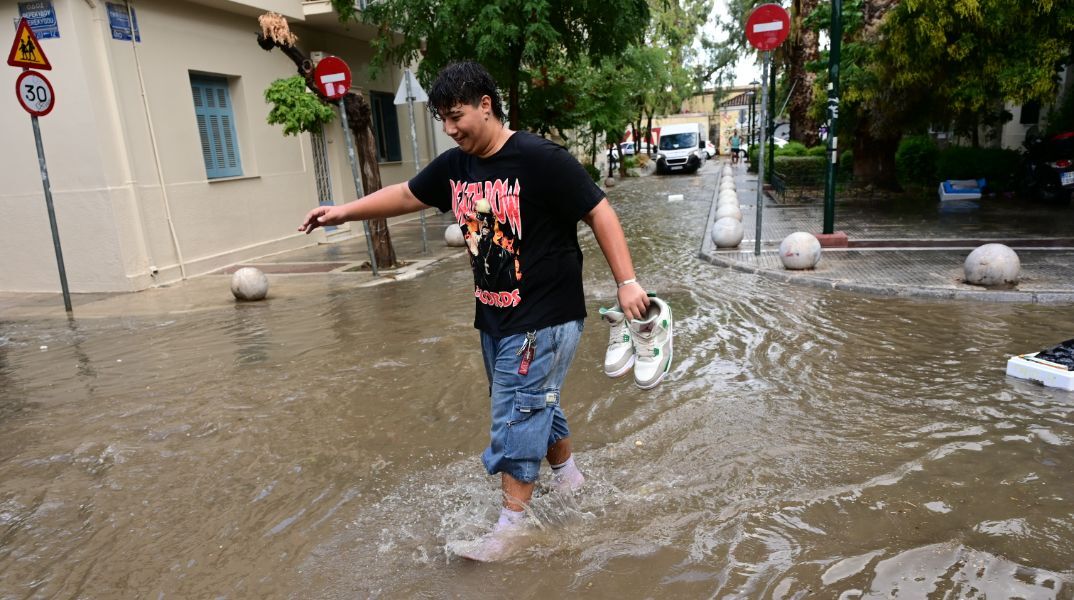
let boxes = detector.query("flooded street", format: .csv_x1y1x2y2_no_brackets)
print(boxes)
2,162,1073,598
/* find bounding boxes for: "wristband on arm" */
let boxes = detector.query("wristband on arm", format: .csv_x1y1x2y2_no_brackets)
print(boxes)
617,278,637,289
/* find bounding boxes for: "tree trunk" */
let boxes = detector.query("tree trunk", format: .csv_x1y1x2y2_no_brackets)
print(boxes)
788,0,820,145
852,127,901,190
344,92,398,269
645,112,654,155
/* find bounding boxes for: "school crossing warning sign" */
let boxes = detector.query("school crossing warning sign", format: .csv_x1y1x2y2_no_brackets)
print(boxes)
7,18,52,70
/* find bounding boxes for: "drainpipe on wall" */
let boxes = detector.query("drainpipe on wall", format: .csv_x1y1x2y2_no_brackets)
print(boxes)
124,0,187,280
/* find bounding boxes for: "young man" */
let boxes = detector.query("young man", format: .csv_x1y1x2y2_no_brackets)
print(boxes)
298,61,648,561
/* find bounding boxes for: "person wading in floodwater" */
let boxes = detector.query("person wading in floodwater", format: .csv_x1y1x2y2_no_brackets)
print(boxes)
298,61,649,562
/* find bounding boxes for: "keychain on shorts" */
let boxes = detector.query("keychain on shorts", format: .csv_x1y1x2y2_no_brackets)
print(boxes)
517,331,537,375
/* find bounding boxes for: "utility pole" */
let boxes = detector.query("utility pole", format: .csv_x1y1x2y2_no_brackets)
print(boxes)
822,0,842,234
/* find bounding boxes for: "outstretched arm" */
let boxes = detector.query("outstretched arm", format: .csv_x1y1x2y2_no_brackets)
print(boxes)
583,199,650,320
298,182,429,234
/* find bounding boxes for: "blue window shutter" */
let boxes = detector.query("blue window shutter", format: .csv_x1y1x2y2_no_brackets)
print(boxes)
190,75,242,178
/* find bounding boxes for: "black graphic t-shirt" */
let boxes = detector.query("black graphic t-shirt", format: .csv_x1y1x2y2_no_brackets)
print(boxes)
408,131,605,337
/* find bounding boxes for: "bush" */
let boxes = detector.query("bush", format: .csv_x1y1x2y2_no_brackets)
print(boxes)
935,146,1020,192
805,145,828,157
774,156,827,186
622,155,638,170
895,134,939,185
747,145,760,172
840,150,854,180
780,141,809,156
583,162,600,182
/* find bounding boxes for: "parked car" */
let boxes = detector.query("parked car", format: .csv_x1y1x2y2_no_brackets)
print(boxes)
1020,130,1074,204
704,140,716,159
620,141,651,156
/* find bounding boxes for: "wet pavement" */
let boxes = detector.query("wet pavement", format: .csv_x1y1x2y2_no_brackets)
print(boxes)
702,163,1074,303
1,161,1073,598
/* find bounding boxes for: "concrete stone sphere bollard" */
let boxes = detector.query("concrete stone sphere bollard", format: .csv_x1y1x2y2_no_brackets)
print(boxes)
964,243,1020,286
718,190,739,205
445,224,466,247
710,217,744,248
231,267,269,301
715,203,742,221
720,179,736,191
779,232,822,270
604,177,616,187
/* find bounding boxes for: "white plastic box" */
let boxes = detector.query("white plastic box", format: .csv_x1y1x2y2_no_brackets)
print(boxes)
1006,353,1074,391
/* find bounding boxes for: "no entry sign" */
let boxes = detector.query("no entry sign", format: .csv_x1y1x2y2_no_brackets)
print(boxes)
746,3,791,52
313,56,351,100
15,70,55,116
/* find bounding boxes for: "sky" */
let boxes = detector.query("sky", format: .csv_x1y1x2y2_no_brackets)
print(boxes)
705,0,764,87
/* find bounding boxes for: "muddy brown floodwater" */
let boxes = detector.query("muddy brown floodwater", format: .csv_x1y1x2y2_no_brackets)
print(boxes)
1,162,1072,598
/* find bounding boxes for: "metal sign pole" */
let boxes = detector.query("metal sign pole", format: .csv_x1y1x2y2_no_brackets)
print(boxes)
337,99,379,276
823,0,842,234
31,110,72,312
404,69,427,253
754,52,770,257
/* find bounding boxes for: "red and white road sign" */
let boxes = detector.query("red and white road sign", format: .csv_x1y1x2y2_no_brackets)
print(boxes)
313,56,351,100
7,18,52,70
15,70,55,116
746,3,791,52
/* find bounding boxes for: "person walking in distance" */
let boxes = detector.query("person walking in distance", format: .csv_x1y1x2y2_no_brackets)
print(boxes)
298,61,649,561
730,130,742,165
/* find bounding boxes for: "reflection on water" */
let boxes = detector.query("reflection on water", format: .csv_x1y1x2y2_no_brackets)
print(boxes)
1,163,1072,598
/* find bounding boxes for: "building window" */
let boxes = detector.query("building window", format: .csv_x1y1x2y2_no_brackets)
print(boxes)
190,74,243,178
369,91,402,162
1020,100,1041,125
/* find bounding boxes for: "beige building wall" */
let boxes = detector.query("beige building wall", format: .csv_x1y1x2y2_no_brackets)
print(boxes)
0,0,441,293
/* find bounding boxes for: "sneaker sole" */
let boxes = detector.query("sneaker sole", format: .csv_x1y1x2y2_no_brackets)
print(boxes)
605,354,635,378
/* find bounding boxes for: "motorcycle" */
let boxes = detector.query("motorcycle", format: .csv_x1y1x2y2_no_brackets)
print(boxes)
1020,129,1074,204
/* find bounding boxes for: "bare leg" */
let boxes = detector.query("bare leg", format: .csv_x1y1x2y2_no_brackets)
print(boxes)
501,473,534,512
546,436,572,466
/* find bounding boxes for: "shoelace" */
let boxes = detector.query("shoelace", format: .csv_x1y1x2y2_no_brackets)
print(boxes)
632,328,658,358
607,319,629,345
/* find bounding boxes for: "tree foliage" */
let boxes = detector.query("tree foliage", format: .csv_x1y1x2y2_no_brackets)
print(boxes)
332,0,650,131
264,76,337,136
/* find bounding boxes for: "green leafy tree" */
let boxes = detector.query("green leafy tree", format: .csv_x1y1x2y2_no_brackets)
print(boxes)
264,76,337,136
331,0,650,131
809,0,1073,188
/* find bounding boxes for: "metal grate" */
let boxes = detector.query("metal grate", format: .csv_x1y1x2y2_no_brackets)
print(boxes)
310,127,336,230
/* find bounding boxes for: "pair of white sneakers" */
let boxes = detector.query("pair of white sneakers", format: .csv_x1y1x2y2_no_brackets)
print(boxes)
599,294,673,389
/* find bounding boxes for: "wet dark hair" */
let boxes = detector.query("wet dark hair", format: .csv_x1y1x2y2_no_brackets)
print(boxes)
427,61,506,122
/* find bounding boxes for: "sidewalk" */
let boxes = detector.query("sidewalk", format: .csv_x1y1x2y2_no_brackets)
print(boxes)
699,161,1074,304
0,212,464,319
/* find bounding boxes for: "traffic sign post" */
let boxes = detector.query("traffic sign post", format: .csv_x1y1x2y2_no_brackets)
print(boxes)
9,20,70,312
746,3,790,257
317,55,378,276
823,0,842,235
394,69,429,253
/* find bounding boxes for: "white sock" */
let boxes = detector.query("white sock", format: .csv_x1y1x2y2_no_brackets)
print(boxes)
551,455,575,472
495,506,527,531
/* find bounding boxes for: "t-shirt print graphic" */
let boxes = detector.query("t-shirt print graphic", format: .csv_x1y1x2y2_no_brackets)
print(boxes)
451,178,523,308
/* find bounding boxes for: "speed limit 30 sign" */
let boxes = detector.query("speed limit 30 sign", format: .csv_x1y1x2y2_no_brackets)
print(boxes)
16,70,55,116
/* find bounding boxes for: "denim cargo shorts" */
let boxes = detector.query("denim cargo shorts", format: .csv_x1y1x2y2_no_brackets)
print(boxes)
480,319,584,483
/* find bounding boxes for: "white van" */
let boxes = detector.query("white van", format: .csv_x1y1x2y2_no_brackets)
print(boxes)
655,123,707,174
